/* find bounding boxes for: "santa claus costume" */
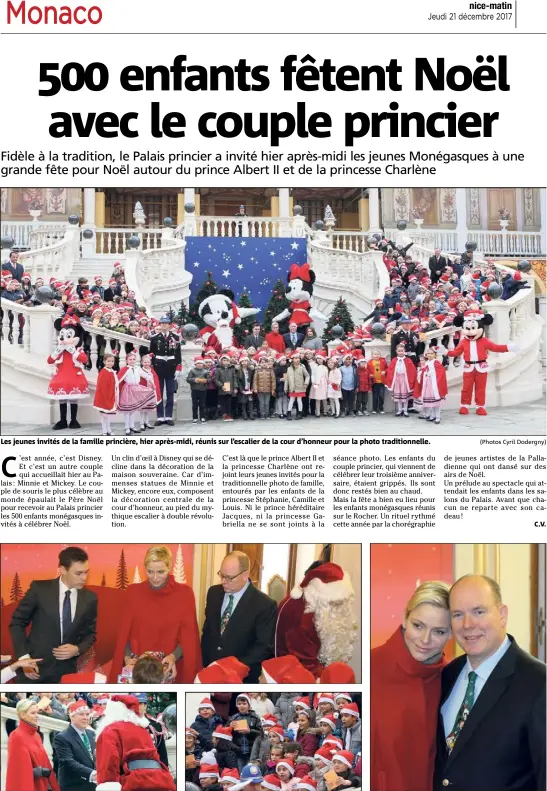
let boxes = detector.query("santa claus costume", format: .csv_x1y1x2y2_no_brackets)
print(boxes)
108,574,201,683
47,314,89,430
386,344,417,417
447,308,514,415
6,717,60,791
95,695,175,791
275,563,357,677
414,348,448,424
93,353,119,435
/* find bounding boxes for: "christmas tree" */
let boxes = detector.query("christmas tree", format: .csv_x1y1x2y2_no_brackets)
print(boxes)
173,544,186,583
132,566,142,584
147,693,176,718
176,300,190,327
188,271,219,329
322,297,354,343
10,572,23,602
116,549,129,590
233,291,257,345
263,278,291,333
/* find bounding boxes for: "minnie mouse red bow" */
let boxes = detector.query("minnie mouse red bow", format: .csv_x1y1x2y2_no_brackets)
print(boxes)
289,263,311,282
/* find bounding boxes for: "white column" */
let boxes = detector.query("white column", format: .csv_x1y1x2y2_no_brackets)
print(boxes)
537,295,546,366
278,188,290,217
455,188,468,253
184,188,195,209
83,188,96,225
367,188,380,231
540,188,546,256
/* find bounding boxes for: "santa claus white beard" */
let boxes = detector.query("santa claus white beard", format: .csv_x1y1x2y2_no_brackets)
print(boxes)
312,598,358,666
215,324,234,349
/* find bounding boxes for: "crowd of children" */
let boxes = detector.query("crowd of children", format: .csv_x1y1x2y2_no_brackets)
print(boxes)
186,691,362,791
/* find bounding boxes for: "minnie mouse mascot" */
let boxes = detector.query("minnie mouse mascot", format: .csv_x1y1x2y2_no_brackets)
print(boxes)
47,314,89,429
273,263,326,329
448,307,516,415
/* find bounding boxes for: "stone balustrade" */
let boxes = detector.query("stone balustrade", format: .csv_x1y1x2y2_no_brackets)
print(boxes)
15,225,80,283
0,703,176,790
93,228,164,256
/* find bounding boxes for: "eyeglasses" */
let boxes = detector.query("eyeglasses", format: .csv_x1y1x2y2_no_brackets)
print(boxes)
217,570,246,582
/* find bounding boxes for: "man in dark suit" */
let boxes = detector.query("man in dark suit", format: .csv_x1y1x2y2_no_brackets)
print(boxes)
282,322,304,351
9,546,98,683
201,551,277,683
2,251,24,281
428,248,448,284
150,315,182,426
243,323,265,350
54,700,97,791
434,574,545,791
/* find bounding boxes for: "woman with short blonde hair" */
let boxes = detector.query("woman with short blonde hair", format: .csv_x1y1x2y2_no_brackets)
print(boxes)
371,581,451,791
109,544,201,683
6,700,60,790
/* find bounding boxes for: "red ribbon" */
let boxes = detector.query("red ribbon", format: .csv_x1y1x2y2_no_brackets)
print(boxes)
289,263,311,282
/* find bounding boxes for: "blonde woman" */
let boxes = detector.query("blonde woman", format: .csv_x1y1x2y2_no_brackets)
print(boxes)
6,699,60,791
108,545,201,682
371,581,451,791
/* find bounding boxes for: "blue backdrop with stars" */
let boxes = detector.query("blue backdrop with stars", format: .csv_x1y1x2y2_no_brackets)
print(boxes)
185,237,308,310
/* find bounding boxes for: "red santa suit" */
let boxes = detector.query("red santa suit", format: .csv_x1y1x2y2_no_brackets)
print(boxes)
94,367,119,412
95,695,175,791
447,330,511,413
289,299,312,326
47,347,89,399
6,718,60,791
275,563,357,677
108,575,201,683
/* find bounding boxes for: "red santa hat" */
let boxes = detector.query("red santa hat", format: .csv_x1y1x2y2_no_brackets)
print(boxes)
318,713,337,731
198,697,216,712
94,695,150,746
262,775,282,791
332,751,355,769
513,271,522,281
200,763,220,779
320,663,356,684
221,769,241,785
276,760,295,776
463,308,485,321
295,776,317,791
94,275,103,282
318,693,336,707
186,727,197,739
262,714,279,727
339,702,360,719
236,693,252,706
262,654,319,683
268,725,285,741
293,697,311,712
193,355,205,364
314,747,334,766
195,657,250,684
322,736,344,753
290,562,353,608
214,726,233,742
334,692,353,704
68,700,91,718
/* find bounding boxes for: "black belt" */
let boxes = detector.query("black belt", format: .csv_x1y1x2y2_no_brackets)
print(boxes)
127,760,162,770
466,360,486,364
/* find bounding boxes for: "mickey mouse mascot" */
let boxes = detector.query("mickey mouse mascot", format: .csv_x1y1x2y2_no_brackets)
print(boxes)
47,314,89,429
198,288,260,352
448,307,516,415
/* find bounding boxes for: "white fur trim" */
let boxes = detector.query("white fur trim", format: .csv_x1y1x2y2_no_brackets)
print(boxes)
263,781,281,791
318,716,336,728
277,761,295,775
96,784,122,791
332,753,352,769
314,754,332,765
290,584,304,600
340,707,359,719
302,574,354,609
262,668,277,683
95,700,150,738
296,784,316,791
215,732,233,741
200,772,220,778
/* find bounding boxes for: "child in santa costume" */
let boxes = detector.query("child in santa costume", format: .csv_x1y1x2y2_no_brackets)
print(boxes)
447,307,515,415
414,346,448,424
93,352,119,435
117,351,156,434
95,694,175,791
47,314,89,430
139,353,162,429
386,343,417,417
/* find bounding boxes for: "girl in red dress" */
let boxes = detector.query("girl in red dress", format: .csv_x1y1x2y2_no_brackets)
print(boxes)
386,343,417,417
108,545,201,683
415,347,448,425
93,352,119,435
47,314,89,430
371,581,451,791
6,699,60,791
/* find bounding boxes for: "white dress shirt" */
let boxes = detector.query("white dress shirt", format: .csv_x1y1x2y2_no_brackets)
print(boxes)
59,579,78,642
441,635,511,737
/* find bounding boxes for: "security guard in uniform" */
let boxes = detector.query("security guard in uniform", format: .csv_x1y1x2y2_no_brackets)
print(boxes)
149,316,182,426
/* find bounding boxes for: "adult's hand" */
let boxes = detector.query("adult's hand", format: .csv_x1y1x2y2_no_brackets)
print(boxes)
162,653,177,681
52,643,79,660
14,657,43,679
124,655,137,667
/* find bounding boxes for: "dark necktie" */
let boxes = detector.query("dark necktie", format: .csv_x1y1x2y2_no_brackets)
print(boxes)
220,594,234,634
446,671,477,753
292,335,296,344
81,729,94,760
62,590,72,642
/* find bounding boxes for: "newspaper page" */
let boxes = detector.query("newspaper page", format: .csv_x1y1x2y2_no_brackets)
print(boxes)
0,1,546,791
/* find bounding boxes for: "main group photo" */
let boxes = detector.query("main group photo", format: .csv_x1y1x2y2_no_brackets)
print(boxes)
184,690,362,791
0,690,176,791
1,187,545,435
0,542,361,685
